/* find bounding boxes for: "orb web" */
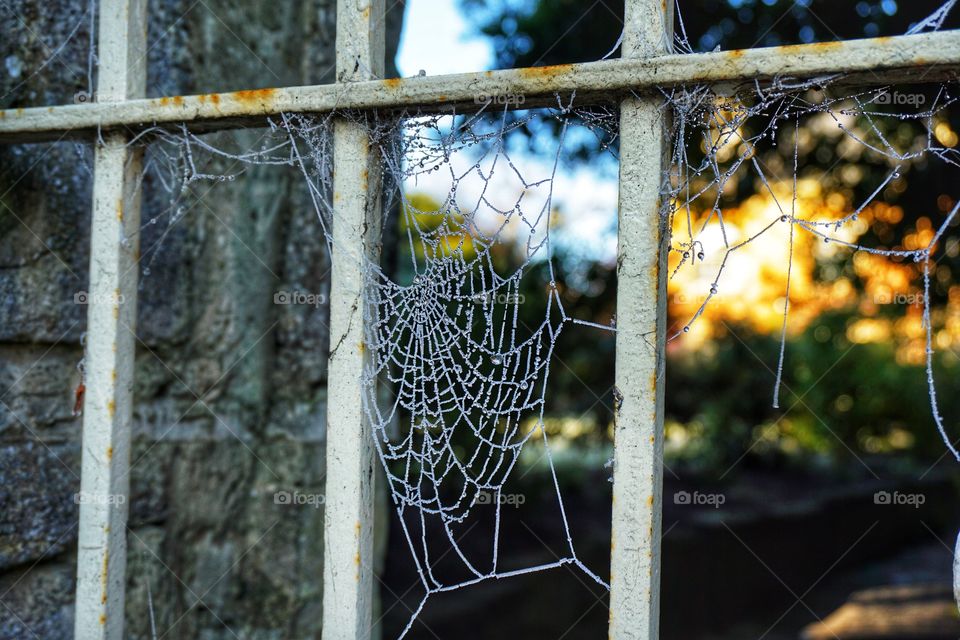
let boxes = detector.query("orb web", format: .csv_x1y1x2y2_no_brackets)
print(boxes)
102,1,960,634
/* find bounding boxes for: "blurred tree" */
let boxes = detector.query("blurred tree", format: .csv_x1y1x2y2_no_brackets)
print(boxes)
446,0,960,471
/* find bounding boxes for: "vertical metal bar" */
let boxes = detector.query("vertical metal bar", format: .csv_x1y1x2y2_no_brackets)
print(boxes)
74,0,147,638
322,2,384,639
609,1,673,638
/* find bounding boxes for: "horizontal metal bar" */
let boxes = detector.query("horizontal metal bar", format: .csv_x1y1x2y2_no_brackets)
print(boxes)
1,30,959,143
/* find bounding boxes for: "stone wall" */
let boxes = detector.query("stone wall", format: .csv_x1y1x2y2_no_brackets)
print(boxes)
0,2,402,637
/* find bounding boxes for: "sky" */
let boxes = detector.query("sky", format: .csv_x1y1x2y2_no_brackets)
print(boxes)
396,0,495,77
394,0,620,262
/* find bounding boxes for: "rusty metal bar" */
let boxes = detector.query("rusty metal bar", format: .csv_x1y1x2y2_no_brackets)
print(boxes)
73,0,147,638
1,30,959,142
608,0,673,638
321,1,385,639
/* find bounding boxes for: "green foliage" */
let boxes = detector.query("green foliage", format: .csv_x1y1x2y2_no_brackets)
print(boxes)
388,1,960,477
667,311,960,473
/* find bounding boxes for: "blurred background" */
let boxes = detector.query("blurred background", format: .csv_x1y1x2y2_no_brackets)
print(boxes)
380,1,960,639
1,1,959,639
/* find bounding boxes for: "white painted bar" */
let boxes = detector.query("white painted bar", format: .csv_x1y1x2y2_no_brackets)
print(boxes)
2,30,959,142
74,0,147,638
321,1,384,639
608,0,673,638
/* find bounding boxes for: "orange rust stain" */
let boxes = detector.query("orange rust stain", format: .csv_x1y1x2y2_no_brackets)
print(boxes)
354,552,361,566
383,77,402,89
107,400,116,418
99,614,106,625
358,341,365,355
159,96,170,106
647,495,654,507
362,6,370,18
106,446,113,461
517,64,574,83
116,199,123,221
725,48,746,59
172,95,184,107
198,94,206,103
73,383,85,416
230,88,278,106
0,111,5,119
100,549,109,604
777,40,843,55
111,369,117,382
210,93,221,105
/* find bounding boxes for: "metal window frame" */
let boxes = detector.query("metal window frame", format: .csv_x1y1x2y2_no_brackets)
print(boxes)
1,0,958,638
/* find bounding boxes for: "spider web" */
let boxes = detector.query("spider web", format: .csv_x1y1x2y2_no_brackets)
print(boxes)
361,106,612,630
127,103,613,634
662,28,960,460
92,0,960,634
